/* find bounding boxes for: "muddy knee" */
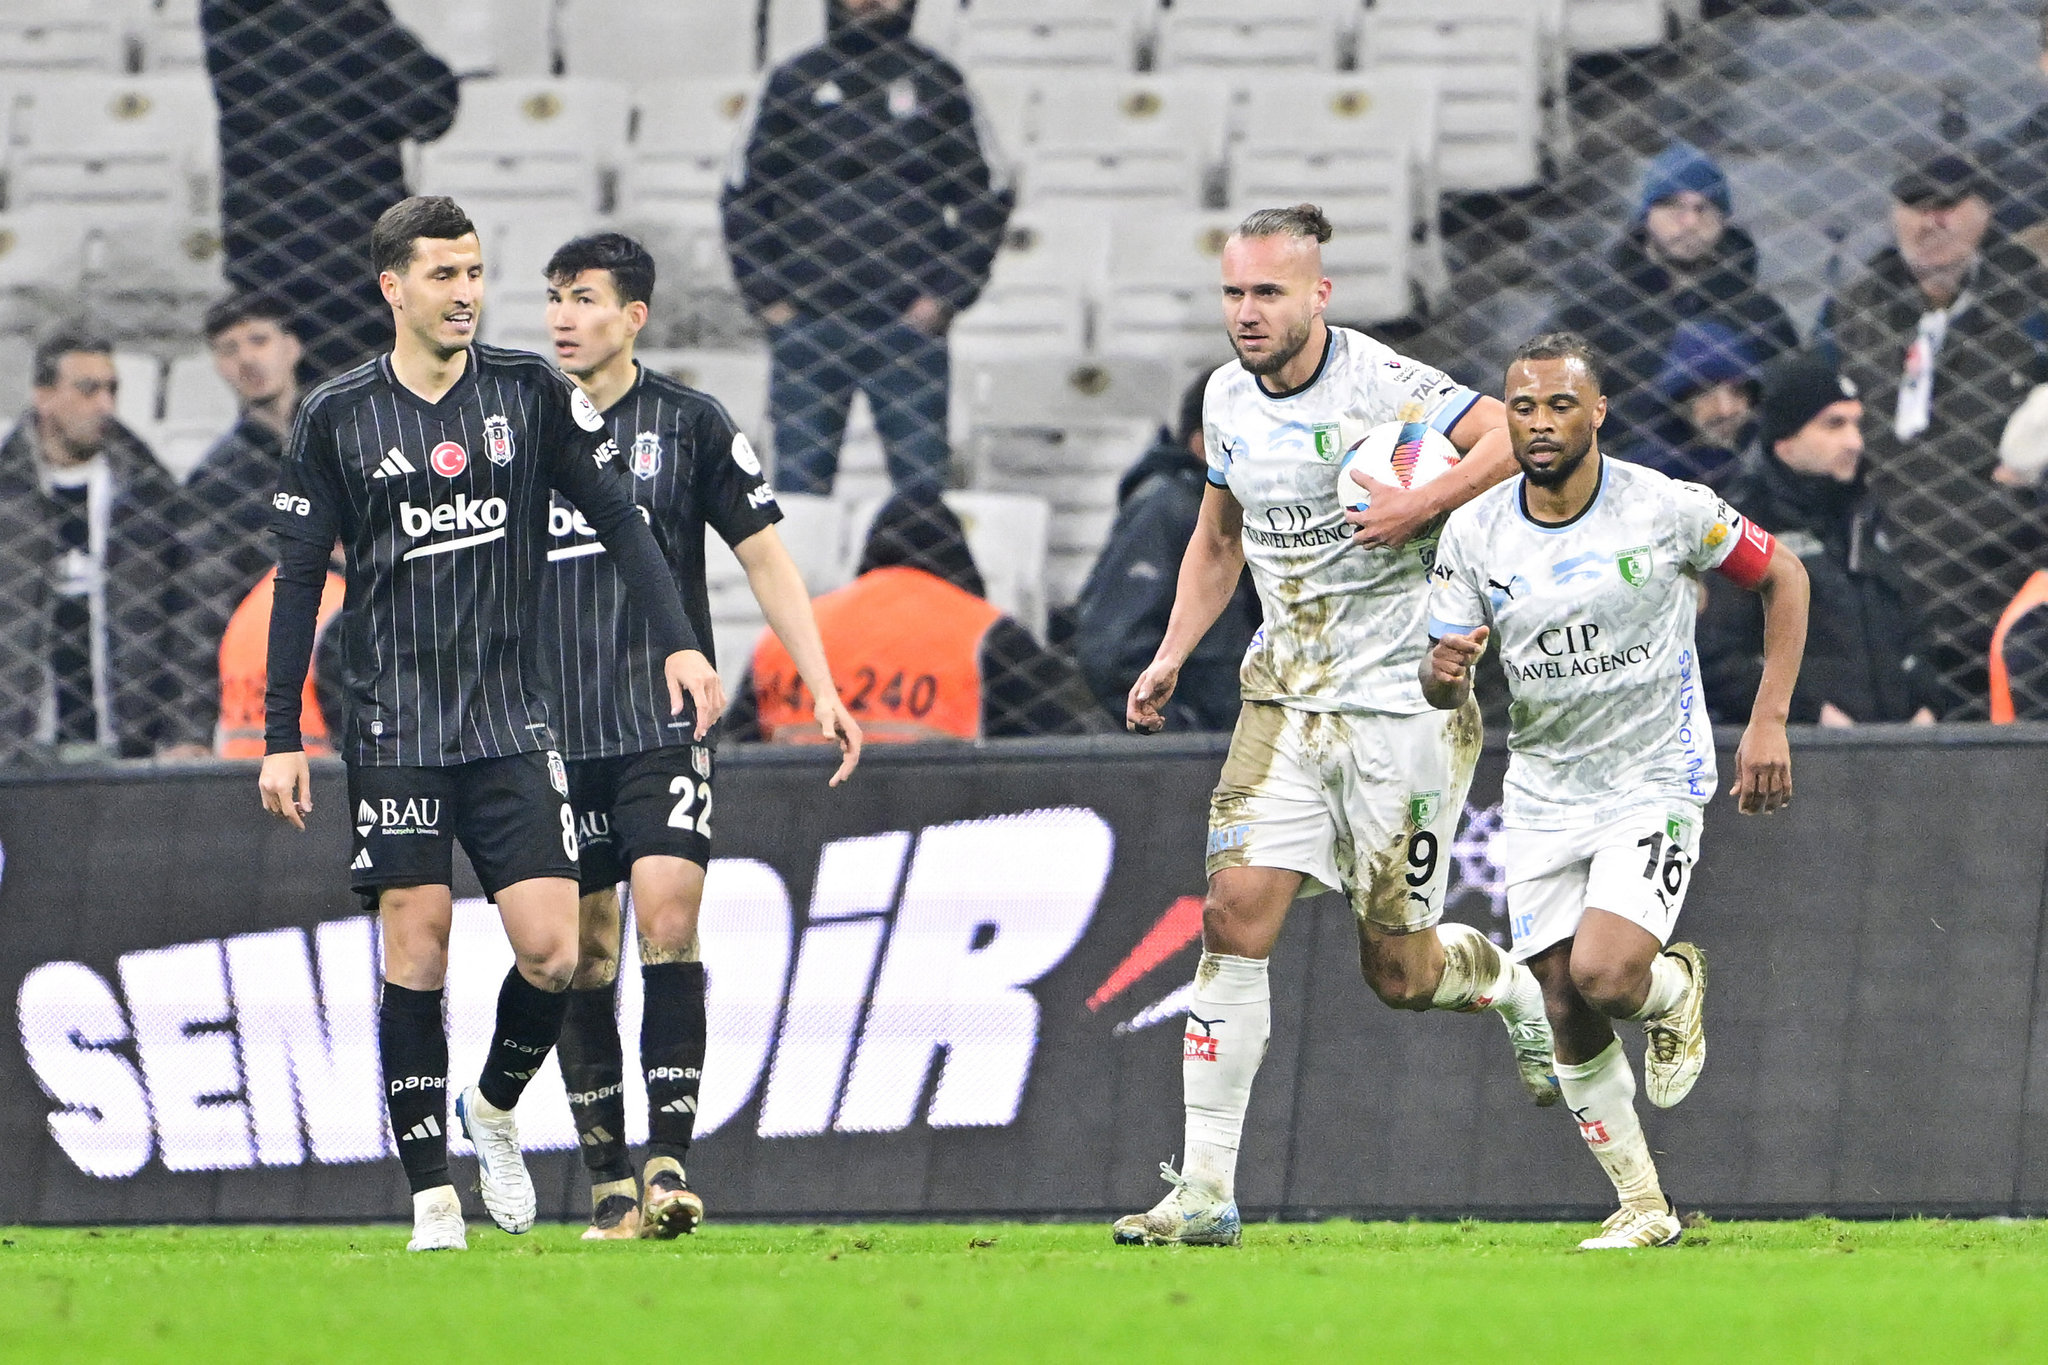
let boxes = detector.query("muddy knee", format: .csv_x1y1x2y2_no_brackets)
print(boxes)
1569,959,1641,1017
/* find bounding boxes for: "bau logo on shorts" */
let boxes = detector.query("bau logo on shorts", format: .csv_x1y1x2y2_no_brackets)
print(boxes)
356,798,442,838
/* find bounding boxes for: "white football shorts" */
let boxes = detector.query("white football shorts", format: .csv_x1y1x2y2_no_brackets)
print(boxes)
1205,699,1480,934
1501,801,1706,963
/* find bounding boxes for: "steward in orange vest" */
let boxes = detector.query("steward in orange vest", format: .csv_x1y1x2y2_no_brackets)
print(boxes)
1990,569,2048,722
735,491,1101,743
217,565,345,757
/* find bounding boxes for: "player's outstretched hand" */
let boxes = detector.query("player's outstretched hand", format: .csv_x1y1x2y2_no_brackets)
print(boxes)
1426,626,1490,688
1345,472,1432,550
1733,719,1792,815
1127,658,1180,734
664,649,726,740
258,751,313,831
815,693,863,787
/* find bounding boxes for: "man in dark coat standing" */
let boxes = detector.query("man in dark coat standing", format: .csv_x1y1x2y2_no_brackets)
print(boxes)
1556,140,1799,454
722,0,1011,497
1822,149,2048,718
1700,351,1938,726
1074,377,1259,732
202,1,459,382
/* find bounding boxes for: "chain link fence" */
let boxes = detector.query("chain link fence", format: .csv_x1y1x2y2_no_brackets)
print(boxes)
0,0,2044,768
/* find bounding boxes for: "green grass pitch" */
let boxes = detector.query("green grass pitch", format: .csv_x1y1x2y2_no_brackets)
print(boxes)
3,1219,2045,1363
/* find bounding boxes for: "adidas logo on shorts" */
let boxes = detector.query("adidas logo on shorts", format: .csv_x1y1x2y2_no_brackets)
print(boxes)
351,849,373,870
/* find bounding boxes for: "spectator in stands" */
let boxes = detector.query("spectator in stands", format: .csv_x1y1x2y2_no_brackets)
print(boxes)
722,0,1012,497
728,490,1101,742
1823,148,2048,718
0,331,201,763
1976,3,2048,260
179,294,308,755
1556,139,1798,452
1073,376,1258,731
1700,350,1937,727
202,1,458,381
1618,318,1759,487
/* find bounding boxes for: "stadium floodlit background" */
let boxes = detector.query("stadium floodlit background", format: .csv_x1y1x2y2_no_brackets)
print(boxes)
6,4,2048,1357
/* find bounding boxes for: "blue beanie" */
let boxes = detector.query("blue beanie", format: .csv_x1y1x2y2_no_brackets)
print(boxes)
1653,320,1758,402
1636,140,1732,223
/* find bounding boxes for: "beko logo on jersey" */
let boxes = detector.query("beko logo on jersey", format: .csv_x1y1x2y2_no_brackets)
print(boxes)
399,495,508,560
545,502,650,561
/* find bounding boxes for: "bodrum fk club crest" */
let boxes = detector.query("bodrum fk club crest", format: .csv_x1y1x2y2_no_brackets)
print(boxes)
629,431,662,480
483,414,514,465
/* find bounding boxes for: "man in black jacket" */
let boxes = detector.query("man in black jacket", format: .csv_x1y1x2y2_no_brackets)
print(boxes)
202,0,459,382
0,332,201,763
1700,351,1938,726
721,0,1011,497
1074,377,1258,731
1556,140,1798,454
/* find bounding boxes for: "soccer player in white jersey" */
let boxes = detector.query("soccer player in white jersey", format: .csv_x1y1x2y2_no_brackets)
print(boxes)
1424,333,1808,1249
1113,204,1556,1248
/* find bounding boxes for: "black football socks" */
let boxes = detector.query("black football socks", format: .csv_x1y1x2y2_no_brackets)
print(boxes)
476,966,571,1112
379,982,450,1194
556,982,632,1184
641,962,708,1166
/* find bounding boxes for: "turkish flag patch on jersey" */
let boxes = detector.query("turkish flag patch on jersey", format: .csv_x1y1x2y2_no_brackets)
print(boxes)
429,441,468,477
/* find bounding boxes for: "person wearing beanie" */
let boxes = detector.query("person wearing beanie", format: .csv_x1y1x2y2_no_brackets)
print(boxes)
1618,318,1760,486
726,489,1106,741
1698,351,1939,726
1556,140,1799,454
1821,143,2048,718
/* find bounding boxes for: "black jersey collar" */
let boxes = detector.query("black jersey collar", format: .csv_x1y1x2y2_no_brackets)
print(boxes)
1253,326,1334,401
597,362,647,420
381,348,479,417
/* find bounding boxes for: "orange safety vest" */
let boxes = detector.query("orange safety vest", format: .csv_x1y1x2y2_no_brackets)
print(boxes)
752,566,1002,743
217,567,346,757
1989,569,2048,724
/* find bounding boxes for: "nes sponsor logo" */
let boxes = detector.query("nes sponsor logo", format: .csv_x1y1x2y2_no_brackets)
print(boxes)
399,495,507,561
17,808,1114,1178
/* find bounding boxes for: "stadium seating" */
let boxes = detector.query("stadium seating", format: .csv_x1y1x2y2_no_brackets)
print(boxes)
950,208,1105,359
558,0,759,81
1152,0,1351,72
414,79,631,213
7,75,217,214
953,0,1148,72
162,348,234,430
1566,0,1699,54
386,0,558,77
1357,2,1556,192
1022,72,1230,206
137,0,206,74
0,5,127,75
617,79,757,213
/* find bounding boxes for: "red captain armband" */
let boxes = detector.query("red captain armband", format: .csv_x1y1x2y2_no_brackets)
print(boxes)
1715,517,1776,590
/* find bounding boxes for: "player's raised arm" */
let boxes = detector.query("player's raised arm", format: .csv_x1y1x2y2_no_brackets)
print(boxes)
545,383,724,736
733,524,863,784
1731,539,1809,815
1128,483,1247,733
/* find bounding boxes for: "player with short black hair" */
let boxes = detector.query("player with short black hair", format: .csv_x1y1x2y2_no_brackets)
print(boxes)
539,230,860,1240
257,196,725,1253
1424,332,1809,1248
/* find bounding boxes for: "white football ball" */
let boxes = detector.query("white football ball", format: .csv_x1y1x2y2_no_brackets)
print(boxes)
1336,419,1462,512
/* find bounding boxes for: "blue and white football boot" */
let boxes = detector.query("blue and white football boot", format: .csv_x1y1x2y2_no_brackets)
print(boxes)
1111,1162,1242,1247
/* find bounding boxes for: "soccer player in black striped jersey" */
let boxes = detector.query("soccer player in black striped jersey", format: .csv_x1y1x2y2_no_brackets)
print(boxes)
538,232,861,1240
256,198,727,1253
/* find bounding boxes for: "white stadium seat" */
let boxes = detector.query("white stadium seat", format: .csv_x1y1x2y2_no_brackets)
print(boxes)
415,79,632,212
1358,3,1554,191
163,350,238,432
1097,208,1237,377
961,68,1038,166
137,0,207,74
472,209,605,350
954,0,1147,71
8,76,217,212
386,0,557,78
957,353,1173,440
638,347,775,456
111,350,163,432
84,214,226,300
618,79,759,213
1567,0,1697,54
1023,72,1229,206
558,0,758,80
951,208,1108,358
1154,0,1349,72
0,6,125,75
0,209,88,299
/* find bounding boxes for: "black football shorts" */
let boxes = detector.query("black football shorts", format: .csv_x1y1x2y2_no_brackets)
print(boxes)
566,743,715,893
346,750,579,901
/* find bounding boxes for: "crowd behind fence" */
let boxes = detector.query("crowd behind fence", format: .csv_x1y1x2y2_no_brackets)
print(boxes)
2,0,2047,770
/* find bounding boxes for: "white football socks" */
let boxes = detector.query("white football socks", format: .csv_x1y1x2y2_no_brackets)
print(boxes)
1431,921,1546,1024
1555,1039,1665,1211
1180,952,1270,1202
1630,951,1690,1021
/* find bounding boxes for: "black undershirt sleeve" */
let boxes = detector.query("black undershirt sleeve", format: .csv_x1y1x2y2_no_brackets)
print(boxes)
263,531,331,754
597,516,701,657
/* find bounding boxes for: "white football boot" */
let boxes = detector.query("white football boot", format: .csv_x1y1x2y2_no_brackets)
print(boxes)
407,1185,468,1252
456,1086,537,1234
1111,1163,1242,1247
1500,1006,1563,1107
1642,943,1707,1109
1577,1202,1683,1250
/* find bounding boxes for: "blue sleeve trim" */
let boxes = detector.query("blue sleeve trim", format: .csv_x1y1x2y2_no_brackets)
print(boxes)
1206,469,1229,487
1428,617,1482,641
1429,388,1482,435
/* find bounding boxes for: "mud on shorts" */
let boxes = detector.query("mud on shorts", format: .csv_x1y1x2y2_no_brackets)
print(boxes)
1204,699,1481,933
1501,800,1705,963
565,743,715,894
347,750,579,902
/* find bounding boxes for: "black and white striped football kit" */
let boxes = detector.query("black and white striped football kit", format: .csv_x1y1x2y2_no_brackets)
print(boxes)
262,344,701,898
545,365,783,889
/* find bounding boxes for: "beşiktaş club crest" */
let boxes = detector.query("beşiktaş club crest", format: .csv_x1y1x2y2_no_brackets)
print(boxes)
483,414,514,465
629,430,662,480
